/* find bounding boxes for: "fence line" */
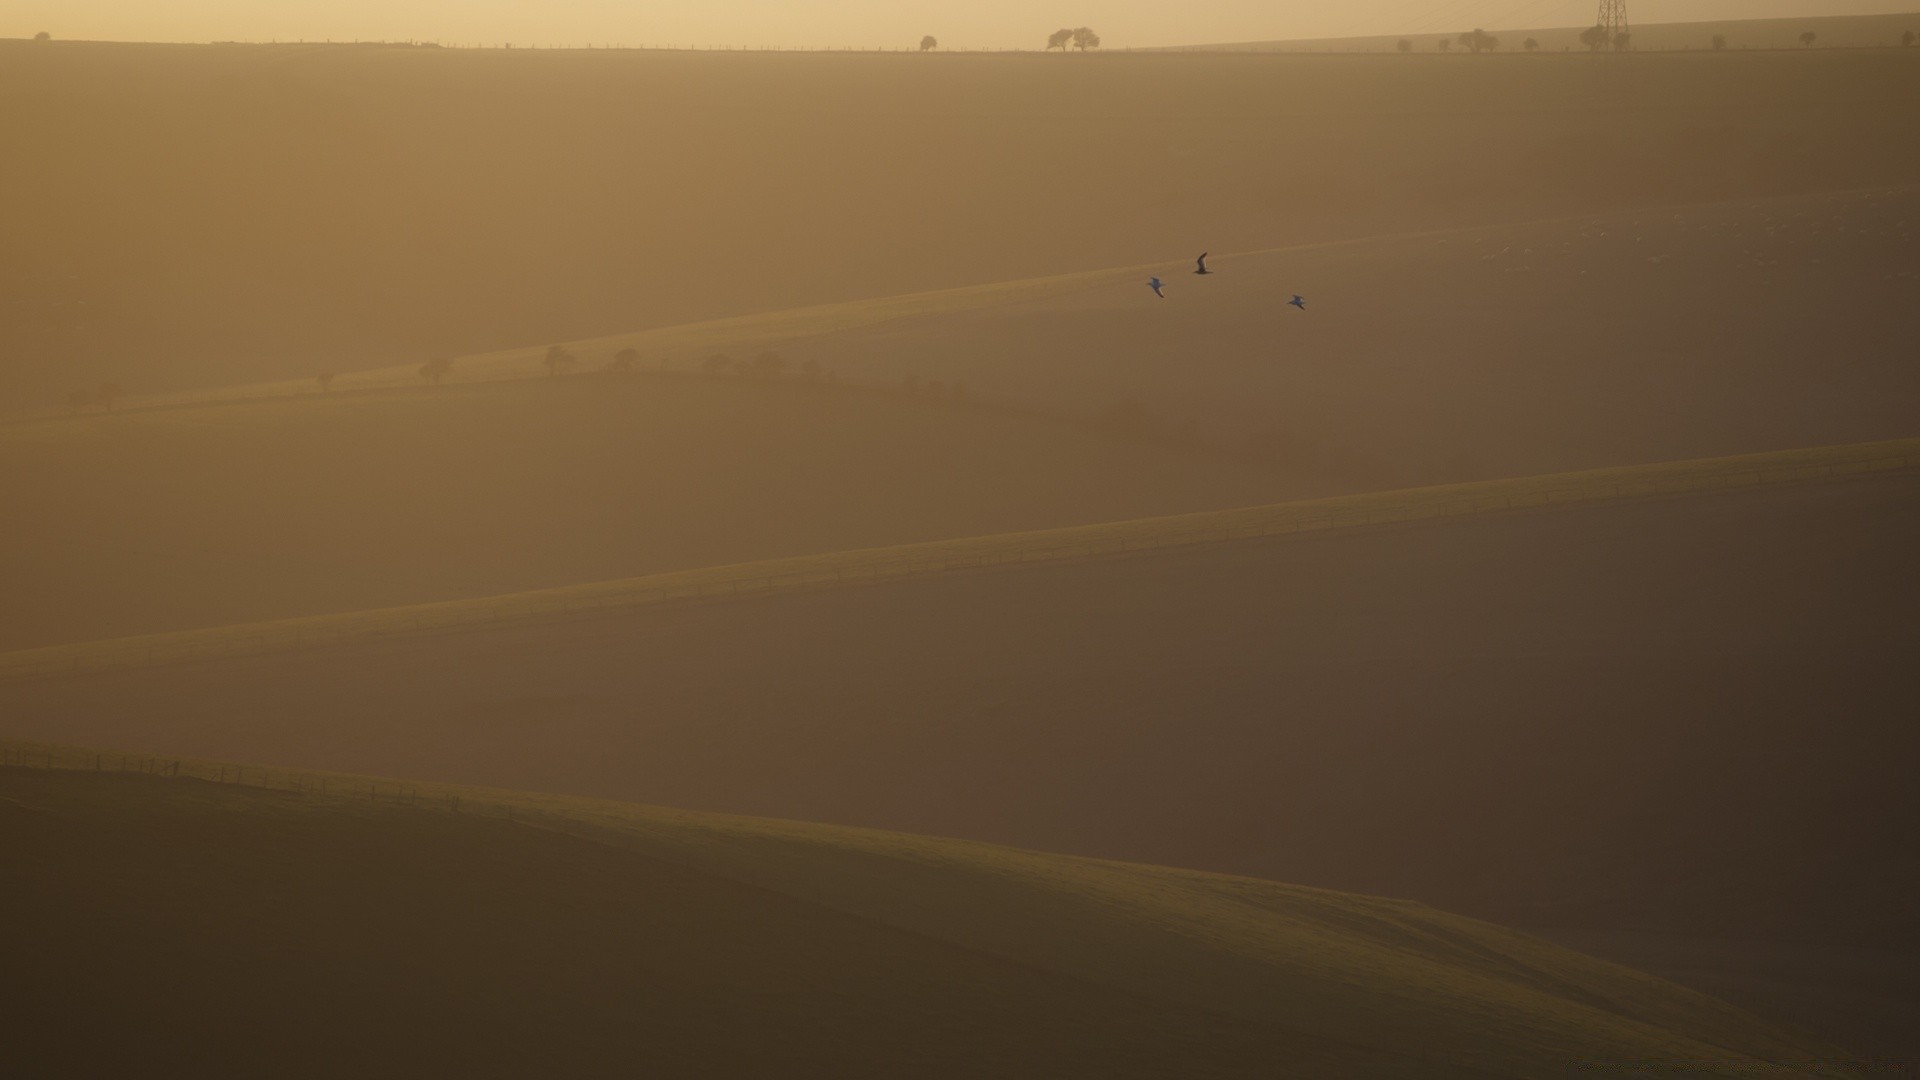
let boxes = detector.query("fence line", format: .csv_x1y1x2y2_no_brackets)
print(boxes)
1,439,1915,684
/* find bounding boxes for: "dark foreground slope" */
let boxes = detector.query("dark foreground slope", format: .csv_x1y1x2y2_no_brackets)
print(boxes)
0,765,1847,1079
6,468,1913,1057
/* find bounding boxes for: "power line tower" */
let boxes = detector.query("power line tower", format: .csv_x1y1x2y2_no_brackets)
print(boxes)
1598,0,1630,49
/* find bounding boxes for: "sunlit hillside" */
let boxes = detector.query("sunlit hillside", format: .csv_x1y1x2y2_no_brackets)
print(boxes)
0,758,1849,1078
168,187,1920,491
5,41,1919,411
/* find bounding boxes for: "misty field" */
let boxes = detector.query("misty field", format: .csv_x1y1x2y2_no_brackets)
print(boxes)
4,27,1917,1078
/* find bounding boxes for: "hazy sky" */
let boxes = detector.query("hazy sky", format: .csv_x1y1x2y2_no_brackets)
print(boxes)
8,0,1916,50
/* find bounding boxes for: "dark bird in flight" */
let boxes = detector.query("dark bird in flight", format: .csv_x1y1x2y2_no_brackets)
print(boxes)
1149,277,1167,298
1194,253,1213,276
1289,295,1307,310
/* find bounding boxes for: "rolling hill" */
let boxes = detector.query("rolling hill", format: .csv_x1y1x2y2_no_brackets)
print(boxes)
6,40,1919,412
13,183,1912,651
160,186,1920,490
0,372,1299,650
0,758,1853,1078
2,452,1912,1060
5,458,1910,946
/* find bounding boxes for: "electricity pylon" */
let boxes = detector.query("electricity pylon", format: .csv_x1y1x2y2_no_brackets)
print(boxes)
1598,0,1630,49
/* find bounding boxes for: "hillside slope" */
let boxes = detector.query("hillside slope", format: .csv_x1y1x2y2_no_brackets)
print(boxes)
214,187,1920,491
0,764,1848,1078
6,42,1919,410
0,373,1296,649
5,467,1912,948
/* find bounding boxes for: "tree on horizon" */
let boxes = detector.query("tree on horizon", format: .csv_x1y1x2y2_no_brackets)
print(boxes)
1457,29,1499,53
1800,31,1817,47
34,31,50,42
1047,28,1074,52
420,357,452,385
1524,38,1539,52
1712,34,1729,51
1580,24,1609,51
1397,39,1414,54
1071,27,1101,52
920,35,938,52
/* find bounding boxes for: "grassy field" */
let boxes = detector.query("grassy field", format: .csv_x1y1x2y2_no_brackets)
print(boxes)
0,744,1855,1078
3,435,1911,683
5,41,1918,412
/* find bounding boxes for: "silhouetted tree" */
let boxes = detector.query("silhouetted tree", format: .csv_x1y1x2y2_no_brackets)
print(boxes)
1712,34,1729,51
1799,31,1817,47
1613,31,1632,50
701,354,732,376
541,345,578,377
1437,38,1452,52
1579,25,1609,51
1071,27,1101,52
1047,28,1074,52
920,35,938,52
610,347,640,373
1457,29,1498,53
34,32,51,42
751,351,786,377
1396,39,1414,54
420,357,452,385
1523,38,1540,52
317,372,336,392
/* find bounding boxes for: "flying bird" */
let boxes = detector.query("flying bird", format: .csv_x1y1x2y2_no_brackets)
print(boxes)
1288,295,1307,310
1149,277,1167,298
1194,253,1212,276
